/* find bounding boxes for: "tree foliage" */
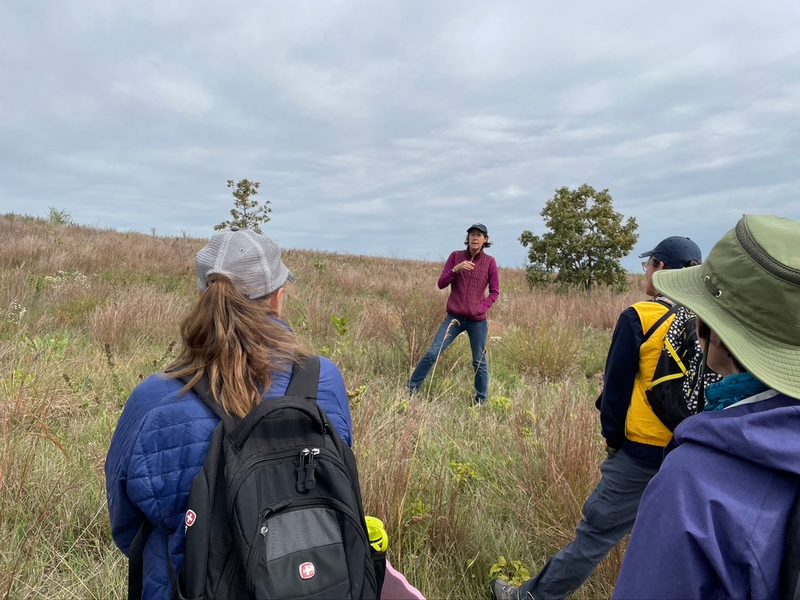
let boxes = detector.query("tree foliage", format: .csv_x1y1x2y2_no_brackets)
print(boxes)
47,207,72,226
519,184,638,291
214,179,271,233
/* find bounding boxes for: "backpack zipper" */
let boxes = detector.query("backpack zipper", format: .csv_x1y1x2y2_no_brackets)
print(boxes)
227,449,351,515
244,498,294,586
297,447,321,492
258,498,293,537
225,447,311,515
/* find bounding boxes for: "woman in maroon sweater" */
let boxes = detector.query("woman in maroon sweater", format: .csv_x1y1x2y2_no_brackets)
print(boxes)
408,223,500,404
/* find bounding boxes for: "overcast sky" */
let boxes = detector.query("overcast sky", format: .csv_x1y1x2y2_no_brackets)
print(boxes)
2,1,799,269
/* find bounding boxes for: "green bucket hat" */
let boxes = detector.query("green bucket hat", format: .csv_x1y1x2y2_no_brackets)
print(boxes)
653,214,800,399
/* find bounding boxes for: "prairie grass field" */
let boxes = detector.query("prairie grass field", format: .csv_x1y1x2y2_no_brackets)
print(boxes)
0,214,643,599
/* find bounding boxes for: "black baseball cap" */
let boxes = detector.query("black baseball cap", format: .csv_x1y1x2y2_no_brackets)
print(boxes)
639,236,702,269
467,223,488,235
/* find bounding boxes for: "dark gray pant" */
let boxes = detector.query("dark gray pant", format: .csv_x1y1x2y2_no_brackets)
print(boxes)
520,450,659,600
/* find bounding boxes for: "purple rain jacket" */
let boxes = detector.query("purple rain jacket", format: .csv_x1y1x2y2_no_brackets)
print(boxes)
613,392,800,600
105,357,352,600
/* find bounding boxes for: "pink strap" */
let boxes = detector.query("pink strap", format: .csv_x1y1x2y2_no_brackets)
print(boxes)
381,559,426,600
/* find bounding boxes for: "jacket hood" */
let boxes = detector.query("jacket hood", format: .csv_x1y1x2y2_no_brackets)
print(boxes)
674,393,800,477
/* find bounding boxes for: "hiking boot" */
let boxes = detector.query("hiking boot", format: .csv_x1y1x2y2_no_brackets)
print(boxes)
490,578,520,600
474,395,487,406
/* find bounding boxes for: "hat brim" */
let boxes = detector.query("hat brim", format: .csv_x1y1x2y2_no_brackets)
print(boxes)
654,266,800,398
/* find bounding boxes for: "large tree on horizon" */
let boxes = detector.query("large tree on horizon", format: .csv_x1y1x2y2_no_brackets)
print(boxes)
520,184,638,291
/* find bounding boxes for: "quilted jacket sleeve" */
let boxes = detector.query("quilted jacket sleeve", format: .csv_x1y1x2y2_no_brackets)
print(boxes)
315,356,353,447
106,376,218,555
106,375,219,598
106,378,158,556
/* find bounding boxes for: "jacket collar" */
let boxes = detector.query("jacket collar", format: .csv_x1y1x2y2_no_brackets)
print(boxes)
465,248,483,261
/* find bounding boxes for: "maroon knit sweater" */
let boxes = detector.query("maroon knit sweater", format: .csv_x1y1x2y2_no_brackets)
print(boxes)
437,249,500,321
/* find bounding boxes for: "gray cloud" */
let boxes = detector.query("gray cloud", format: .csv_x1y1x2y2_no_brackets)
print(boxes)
2,0,800,270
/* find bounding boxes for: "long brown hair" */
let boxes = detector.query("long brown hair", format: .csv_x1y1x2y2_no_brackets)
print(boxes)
166,274,308,418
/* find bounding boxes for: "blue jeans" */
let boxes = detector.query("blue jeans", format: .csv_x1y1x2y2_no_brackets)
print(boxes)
519,450,659,599
408,314,489,402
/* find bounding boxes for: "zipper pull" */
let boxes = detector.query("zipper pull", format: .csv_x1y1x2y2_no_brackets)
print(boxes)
296,448,310,492
304,448,319,490
260,499,292,536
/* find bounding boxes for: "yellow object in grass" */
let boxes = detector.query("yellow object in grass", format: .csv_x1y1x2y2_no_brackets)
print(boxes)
365,515,389,554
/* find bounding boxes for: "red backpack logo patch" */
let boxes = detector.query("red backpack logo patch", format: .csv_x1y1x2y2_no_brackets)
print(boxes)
185,509,197,528
299,562,316,580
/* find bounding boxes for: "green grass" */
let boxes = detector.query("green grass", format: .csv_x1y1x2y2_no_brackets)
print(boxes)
0,215,644,599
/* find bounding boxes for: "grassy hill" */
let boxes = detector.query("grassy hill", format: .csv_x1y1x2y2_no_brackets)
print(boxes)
0,213,643,599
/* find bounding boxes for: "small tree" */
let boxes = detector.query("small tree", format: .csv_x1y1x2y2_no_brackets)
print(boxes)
214,179,271,233
519,184,638,291
47,207,72,226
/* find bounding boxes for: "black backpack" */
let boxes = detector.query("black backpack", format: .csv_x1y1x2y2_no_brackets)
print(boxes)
129,356,378,599
645,308,720,431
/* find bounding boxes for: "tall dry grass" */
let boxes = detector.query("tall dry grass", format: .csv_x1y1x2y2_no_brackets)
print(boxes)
0,214,646,599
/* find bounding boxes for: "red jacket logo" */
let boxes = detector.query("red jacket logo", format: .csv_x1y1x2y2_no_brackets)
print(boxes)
299,562,316,580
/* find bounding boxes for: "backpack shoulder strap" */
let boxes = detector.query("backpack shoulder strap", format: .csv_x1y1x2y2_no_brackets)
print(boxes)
227,357,325,450
127,519,152,600
176,356,320,419
177,375,240,433
192,376,228,421
595,302,675,412
642,303,677,344
285,355,321,400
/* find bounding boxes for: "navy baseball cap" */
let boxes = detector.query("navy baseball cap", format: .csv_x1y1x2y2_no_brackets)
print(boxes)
639,236,702,269
467,223,488,235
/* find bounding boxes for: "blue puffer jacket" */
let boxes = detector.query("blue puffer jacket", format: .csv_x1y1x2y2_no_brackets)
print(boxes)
105,357,352,600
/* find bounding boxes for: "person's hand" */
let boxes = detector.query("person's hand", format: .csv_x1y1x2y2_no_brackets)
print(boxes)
453,260,475,273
